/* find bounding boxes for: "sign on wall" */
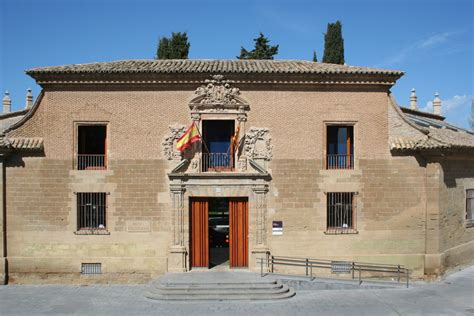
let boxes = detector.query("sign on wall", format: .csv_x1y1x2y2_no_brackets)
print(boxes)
272,221,283,235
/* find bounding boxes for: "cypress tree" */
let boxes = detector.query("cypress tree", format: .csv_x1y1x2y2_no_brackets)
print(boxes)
237,33,279,60
322,21,345,64
156,32,190,59
312,50,318,62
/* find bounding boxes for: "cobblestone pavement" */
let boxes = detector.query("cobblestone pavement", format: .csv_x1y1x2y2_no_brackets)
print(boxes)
1,266,473,316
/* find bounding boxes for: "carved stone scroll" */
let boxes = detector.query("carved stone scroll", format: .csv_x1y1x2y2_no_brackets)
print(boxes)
244,128,273,161
162,124,186,160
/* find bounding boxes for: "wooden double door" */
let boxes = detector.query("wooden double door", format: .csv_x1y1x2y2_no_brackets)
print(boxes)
190,198,248,268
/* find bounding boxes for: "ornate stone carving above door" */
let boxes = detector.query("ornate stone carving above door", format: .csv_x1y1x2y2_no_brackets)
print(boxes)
189,75,249,113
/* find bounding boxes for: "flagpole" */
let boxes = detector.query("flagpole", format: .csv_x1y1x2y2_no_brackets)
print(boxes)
192,120,211,154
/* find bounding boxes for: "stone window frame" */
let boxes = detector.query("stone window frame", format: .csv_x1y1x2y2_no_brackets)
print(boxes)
73,121,110,171
323,191,359,235
323,121,358,171
466,189,474,228
74,191,111,235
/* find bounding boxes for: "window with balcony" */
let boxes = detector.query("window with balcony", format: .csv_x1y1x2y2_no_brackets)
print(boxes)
327,125,354,169
77,125,107,170
202,120,235,172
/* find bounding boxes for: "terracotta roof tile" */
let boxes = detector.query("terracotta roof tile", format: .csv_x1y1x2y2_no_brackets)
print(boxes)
26,59,404,76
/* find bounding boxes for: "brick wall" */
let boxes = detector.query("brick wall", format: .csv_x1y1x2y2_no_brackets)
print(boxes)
4,82,473,282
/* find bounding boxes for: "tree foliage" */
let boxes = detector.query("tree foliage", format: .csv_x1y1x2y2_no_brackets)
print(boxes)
312,50,318,62
156,32,190,59
322,21,345,64
237,33,279,60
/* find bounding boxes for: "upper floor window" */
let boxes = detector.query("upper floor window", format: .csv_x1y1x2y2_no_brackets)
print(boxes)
201,120,235,172
77,125,107,170
467,189,474,227
327,125,354,169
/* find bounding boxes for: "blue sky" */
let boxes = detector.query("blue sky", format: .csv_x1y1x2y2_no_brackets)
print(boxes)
1,0,473,129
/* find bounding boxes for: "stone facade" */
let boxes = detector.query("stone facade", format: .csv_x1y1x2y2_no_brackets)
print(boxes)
0,60,473,284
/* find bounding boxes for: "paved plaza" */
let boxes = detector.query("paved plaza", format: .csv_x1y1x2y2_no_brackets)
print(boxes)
1,266,473,315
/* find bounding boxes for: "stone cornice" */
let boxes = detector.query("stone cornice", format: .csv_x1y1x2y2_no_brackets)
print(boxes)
30,72,401,87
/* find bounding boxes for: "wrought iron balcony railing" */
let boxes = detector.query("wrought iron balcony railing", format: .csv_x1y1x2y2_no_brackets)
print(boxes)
77,154,107,170
326,154,354,170
201,153,234,172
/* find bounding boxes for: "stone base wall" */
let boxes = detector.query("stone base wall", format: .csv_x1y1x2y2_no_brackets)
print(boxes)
5,157,172,284
3,154,473,283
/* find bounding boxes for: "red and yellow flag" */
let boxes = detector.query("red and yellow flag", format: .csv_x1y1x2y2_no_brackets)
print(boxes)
176,122,201,151
231,123,240,153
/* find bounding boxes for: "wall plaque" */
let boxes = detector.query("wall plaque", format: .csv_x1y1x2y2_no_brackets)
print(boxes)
127,220,151,232
272,221,283,235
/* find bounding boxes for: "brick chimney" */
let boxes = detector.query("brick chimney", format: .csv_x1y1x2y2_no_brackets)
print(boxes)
433,93,442,115
25,88,33,109
2,91,11,113
410,88,417,110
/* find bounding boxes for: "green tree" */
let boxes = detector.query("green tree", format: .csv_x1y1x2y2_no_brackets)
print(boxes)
237,33,279,60
156,32,190,59
312,50,318,62
322,21,345,64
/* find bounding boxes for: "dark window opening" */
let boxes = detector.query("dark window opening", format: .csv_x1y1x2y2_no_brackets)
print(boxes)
202,120,235,171
327,126,354,169
77,192,107,230
327,192,355,232
467,189,474,225
77,125,107,170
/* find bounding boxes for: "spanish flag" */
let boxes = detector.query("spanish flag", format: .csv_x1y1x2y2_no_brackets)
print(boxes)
176,122,201,151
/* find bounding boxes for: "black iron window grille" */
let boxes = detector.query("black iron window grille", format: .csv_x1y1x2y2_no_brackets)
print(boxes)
327,192,356,233
77,192,107,230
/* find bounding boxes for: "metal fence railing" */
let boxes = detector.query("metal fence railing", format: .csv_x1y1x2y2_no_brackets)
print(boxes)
77,154,106,170
327,154,354,169
258,255,409,288
201,153,234,172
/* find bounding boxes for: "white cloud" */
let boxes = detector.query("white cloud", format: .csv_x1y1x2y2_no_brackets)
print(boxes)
421,94,473,113
419,32,451,48
379,31,459,66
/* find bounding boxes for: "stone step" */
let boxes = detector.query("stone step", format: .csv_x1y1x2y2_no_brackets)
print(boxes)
152,284,290,295
156,280,282,290
145,272,295,301
145,287,295,301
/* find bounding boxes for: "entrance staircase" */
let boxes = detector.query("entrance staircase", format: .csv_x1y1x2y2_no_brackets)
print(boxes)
145,271,295,301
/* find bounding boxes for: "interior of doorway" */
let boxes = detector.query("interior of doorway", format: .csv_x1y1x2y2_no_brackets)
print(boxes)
208,198,229,268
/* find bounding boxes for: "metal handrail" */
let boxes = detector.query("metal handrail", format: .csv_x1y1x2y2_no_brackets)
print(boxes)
258,254,409,288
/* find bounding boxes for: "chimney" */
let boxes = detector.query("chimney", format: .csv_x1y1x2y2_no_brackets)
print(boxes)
25,88,33,109
433,92,442,115
2,91,11,113
410,88,417,110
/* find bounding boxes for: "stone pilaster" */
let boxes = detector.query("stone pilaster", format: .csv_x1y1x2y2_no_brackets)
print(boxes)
253,184,269,246
424,161,443,275
168,182,187,272
0,156,6,284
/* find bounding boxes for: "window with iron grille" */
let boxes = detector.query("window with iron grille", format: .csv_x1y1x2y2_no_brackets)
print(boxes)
327,192,356,233
467,189,474,226
77,193,107,230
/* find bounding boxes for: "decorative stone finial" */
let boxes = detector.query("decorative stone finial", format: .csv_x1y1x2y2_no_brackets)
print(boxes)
2,91,11,113
410,88,417,110
25,88,33,109
433,92,442,115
